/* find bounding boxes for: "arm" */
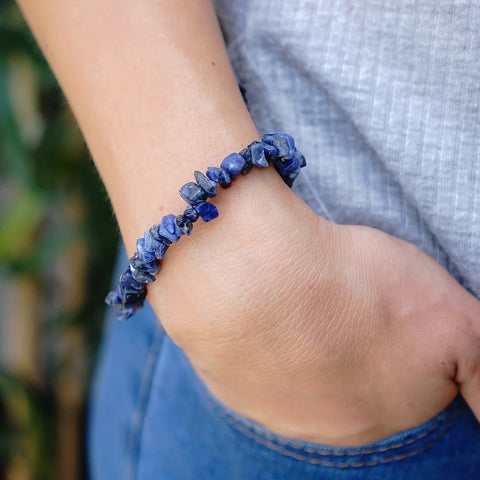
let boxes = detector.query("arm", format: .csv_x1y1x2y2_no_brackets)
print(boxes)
17,0,480,445
15,0,274,247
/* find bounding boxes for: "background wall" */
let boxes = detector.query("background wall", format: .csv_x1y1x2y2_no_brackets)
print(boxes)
0,1,118,478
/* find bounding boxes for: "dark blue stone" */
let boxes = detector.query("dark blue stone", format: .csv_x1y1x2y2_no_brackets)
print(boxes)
105,283,139,320
273,155,301,187
119,268,145,291
148,223,172,250
129,253,160,283
206,166,232,188
183,205,200,222
136,237,156,262
195,201,219,222
239,148,253,174
155,214,183,243
220,153,246,180
105,285,122,308
262,132,296,160
175,214,193,236
122,288,146,309
130,267,156,284
262,142,278,158
194,170,217,197
130,252,159,272
144,228,169,259
274,156,299,177
249,141,269,167
179,182,207,205
117,268,147,310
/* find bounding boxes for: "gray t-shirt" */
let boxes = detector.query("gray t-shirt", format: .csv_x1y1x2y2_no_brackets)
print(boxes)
214,0,480,297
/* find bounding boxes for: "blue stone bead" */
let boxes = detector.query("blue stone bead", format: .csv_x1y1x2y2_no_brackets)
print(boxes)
106,288,142,320
262,132,296,160
273,155,301,187
183,205,200,222
249,141,269,168
147,225,170,245
136,237,156,262
119,268,145,291
220,153,245,180
175,214,193,236
239,148,253,174
179,182,207,205
118,269,146,307
195,201,219,222
130,252,159,273
144,228,169,259
194,171,217,197
122,288,146,309
105,285,122,308
206,166,232,188
155,214,183,244
130,267,156,284
262,143,278,158
274,156,299,177
129,253,159,283
294,149,307,168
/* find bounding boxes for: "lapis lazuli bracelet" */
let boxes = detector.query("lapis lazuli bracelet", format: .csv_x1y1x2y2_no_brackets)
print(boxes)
105,132,306,320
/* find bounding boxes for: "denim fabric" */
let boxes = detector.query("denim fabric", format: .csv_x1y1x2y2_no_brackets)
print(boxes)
89,1,480,478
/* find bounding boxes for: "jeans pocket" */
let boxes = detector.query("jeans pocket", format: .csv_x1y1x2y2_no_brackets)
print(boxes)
202,380,479,476
127,336,480,480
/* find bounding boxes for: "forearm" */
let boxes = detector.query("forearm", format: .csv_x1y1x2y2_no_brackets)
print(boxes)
15,0,283,254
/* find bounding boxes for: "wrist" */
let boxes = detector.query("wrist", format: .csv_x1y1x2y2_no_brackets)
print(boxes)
118,132,315,325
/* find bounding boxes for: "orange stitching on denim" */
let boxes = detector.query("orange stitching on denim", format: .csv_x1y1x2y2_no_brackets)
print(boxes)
211,397,452,455
212,393,457,454
211,399,463,467
219,406,462,468
300,418,440,456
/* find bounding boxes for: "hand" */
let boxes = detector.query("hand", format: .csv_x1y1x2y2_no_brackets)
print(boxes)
148,169,480,446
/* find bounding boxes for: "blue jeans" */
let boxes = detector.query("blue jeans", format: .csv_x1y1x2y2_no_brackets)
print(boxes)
88,246,480,480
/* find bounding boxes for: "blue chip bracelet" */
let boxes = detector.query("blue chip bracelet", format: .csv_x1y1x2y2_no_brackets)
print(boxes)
105,132,307,320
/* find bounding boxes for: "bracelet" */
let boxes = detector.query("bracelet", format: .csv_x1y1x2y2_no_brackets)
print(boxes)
105,132,306,320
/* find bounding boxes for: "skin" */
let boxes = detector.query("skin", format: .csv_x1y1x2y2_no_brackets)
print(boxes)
16,0,480,446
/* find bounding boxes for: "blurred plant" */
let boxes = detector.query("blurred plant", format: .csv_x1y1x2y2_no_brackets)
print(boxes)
0,1,118,479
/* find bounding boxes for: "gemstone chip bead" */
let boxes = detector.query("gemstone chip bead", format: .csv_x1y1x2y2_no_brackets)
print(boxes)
239,147,253,174
249,141,269,168
206,166,232,188
136,237,156,263
195,201,219,222
156,214,184,243
220,153,246,180
182,205,200,222
179,182,207,205
143,228,169,259
129,252,160,283
262,132,296,160
175,215,193,236
194,171,217,198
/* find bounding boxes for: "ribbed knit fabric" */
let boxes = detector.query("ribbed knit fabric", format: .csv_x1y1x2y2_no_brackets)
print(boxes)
214,0,480,297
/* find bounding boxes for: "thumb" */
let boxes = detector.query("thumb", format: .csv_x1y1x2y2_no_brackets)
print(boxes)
455,310,480,421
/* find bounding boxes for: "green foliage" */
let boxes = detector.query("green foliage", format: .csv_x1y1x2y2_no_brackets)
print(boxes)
0,1,119,478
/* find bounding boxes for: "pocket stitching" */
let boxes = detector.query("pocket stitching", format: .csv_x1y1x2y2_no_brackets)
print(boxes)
210,397,464,467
